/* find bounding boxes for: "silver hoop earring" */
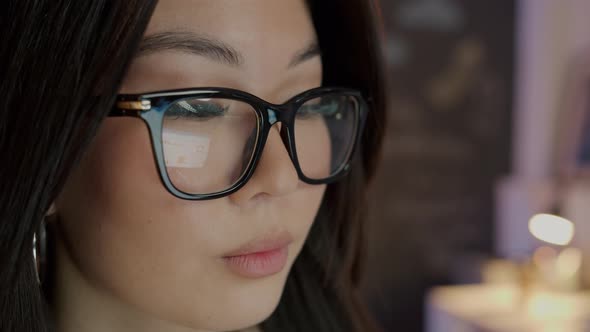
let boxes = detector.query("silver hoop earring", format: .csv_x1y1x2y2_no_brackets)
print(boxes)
33,220,47,285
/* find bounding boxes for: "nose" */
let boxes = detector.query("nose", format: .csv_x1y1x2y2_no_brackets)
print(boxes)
228,124,299,206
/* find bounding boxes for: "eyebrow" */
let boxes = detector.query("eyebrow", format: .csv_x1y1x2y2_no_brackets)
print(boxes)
288,41,321,69
137,30,320,69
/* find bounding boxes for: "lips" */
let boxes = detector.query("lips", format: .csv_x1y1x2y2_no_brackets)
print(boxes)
222,230,293,278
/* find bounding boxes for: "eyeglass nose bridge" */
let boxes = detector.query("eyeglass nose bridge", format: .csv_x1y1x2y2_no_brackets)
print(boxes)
265,103,295,125
263,106,297,161
266,108,279,125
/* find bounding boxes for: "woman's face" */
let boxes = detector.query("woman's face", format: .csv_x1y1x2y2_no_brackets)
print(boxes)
53,1,324,331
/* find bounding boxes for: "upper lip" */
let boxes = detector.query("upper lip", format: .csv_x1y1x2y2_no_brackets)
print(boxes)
223,230,294,257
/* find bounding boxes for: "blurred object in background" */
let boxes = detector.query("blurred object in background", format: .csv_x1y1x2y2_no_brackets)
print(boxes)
361,0,515,331
492,1,590,328
495,0,590,265
363,0,590,331
426,284,590,332
426,213,590,332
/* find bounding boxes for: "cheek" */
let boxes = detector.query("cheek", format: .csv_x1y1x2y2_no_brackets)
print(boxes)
55,119,229,325
54,117,327,330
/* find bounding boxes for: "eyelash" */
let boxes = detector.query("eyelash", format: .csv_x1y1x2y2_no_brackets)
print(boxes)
166,100,229,120
297,100,341,118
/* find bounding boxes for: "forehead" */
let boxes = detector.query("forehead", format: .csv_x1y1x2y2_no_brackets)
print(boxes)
144,0,317,61
121,0,322,100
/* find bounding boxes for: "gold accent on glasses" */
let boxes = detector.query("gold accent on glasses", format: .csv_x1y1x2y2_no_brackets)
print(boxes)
116,100,151,111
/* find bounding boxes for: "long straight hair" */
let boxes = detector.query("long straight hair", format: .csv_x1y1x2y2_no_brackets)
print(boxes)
0,1,386,331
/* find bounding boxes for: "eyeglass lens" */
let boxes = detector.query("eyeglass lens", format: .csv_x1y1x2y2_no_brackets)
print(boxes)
160,94,359,195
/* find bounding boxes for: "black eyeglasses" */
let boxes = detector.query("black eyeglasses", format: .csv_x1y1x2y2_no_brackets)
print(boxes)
109,86,368,200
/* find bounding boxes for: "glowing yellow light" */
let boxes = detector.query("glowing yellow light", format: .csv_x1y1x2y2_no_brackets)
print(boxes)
528,214,575,246
555,248,582,279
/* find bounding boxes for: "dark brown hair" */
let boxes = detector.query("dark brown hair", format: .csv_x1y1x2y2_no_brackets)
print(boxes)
0,1,386,331
262,1,387,331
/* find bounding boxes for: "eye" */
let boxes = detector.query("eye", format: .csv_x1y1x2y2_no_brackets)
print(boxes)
166,99,229,120
297,97,342,119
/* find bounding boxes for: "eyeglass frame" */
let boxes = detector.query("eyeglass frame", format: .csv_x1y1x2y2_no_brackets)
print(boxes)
108,86,369,200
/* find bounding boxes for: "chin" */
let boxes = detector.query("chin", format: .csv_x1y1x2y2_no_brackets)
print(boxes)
178,268,289,332
222,273,288,329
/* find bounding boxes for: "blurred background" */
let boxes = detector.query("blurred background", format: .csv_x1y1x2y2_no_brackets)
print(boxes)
361,0,590,331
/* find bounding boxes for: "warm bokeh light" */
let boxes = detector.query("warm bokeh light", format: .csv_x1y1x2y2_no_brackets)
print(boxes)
528,214,575,246
532,246,557,271
555,247,582,279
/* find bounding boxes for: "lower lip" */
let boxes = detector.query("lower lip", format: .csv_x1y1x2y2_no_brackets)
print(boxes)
223,246,289,278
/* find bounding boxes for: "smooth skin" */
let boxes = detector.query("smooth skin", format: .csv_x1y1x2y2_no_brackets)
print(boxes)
51,1,325,331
